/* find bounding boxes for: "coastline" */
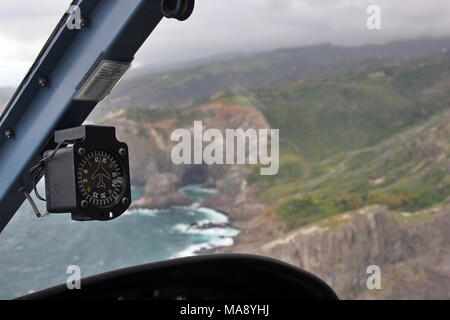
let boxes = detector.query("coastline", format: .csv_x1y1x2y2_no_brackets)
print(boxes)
130,185,241,258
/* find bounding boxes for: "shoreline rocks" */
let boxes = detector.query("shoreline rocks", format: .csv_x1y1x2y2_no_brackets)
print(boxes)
131,191,192,209
130,172,193,209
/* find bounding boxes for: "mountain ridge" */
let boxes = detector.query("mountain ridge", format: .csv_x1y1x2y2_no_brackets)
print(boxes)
90,36,450,120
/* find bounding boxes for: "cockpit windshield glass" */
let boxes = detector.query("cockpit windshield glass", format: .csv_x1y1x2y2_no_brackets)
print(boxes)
1,0,450,300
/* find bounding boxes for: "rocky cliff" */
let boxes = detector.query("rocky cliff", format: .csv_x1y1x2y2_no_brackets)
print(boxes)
97,97,450,300
97,101,270,208
96,54,450,299
213,109,450,299
131,172,192,209
217,202,450,299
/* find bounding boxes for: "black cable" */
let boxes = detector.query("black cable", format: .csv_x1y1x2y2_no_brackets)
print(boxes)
33,170,46,201
28,139,71,202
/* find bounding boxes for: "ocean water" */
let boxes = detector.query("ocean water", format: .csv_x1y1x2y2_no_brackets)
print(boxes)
0,185,238,299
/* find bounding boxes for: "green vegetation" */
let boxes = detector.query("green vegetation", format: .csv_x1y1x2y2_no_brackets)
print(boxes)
125,107,214,128
248,58,450,159
120,54,450,232
125,108,178,123
243,57,450,229
247,153,304,185
278,192,366,231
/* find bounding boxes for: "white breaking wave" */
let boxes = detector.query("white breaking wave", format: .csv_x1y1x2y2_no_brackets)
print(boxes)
169,206,229,225
171,206,239,259
124,208,158,217
171,237,234,258
127,185,238,259
196,207,229,224
173,223,240,237
190,202,201,209
181,185,216,194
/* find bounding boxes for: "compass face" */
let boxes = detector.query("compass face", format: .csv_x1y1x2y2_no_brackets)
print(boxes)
77,150,126,208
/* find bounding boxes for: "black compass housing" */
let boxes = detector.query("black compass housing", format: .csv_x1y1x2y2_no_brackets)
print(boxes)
44,126,131,221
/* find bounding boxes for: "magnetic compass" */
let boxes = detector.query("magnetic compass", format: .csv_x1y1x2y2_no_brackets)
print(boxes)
77,150,126,209
44,125,131,221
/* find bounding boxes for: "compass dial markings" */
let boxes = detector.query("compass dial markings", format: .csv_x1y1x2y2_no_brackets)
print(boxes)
76,150,125,208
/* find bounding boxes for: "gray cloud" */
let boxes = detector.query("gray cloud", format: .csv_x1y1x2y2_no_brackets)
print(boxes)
0,0,449,87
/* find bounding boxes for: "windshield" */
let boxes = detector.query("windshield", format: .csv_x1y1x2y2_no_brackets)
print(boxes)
1,0,450,300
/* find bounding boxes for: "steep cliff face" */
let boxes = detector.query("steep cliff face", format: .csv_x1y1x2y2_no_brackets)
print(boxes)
97,101,450,299
131,172,193,209
95,55,450,298
97,102,270,207
212,110,450,299
220,202,450,299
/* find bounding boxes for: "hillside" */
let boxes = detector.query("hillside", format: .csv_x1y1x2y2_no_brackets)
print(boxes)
214,109,450,298
97,53,450,228
240,56,450,228
97,47,450,299
91,37,450,119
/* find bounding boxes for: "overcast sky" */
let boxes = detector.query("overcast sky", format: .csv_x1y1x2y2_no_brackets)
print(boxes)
0,0,449,87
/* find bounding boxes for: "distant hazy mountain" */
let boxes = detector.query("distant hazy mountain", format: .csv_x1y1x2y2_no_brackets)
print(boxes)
91,37,450,120
129,51,256,78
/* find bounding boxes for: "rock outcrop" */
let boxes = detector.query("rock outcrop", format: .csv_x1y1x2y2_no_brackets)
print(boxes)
217,202,450,299
98,102,270,208
131,172,192,209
